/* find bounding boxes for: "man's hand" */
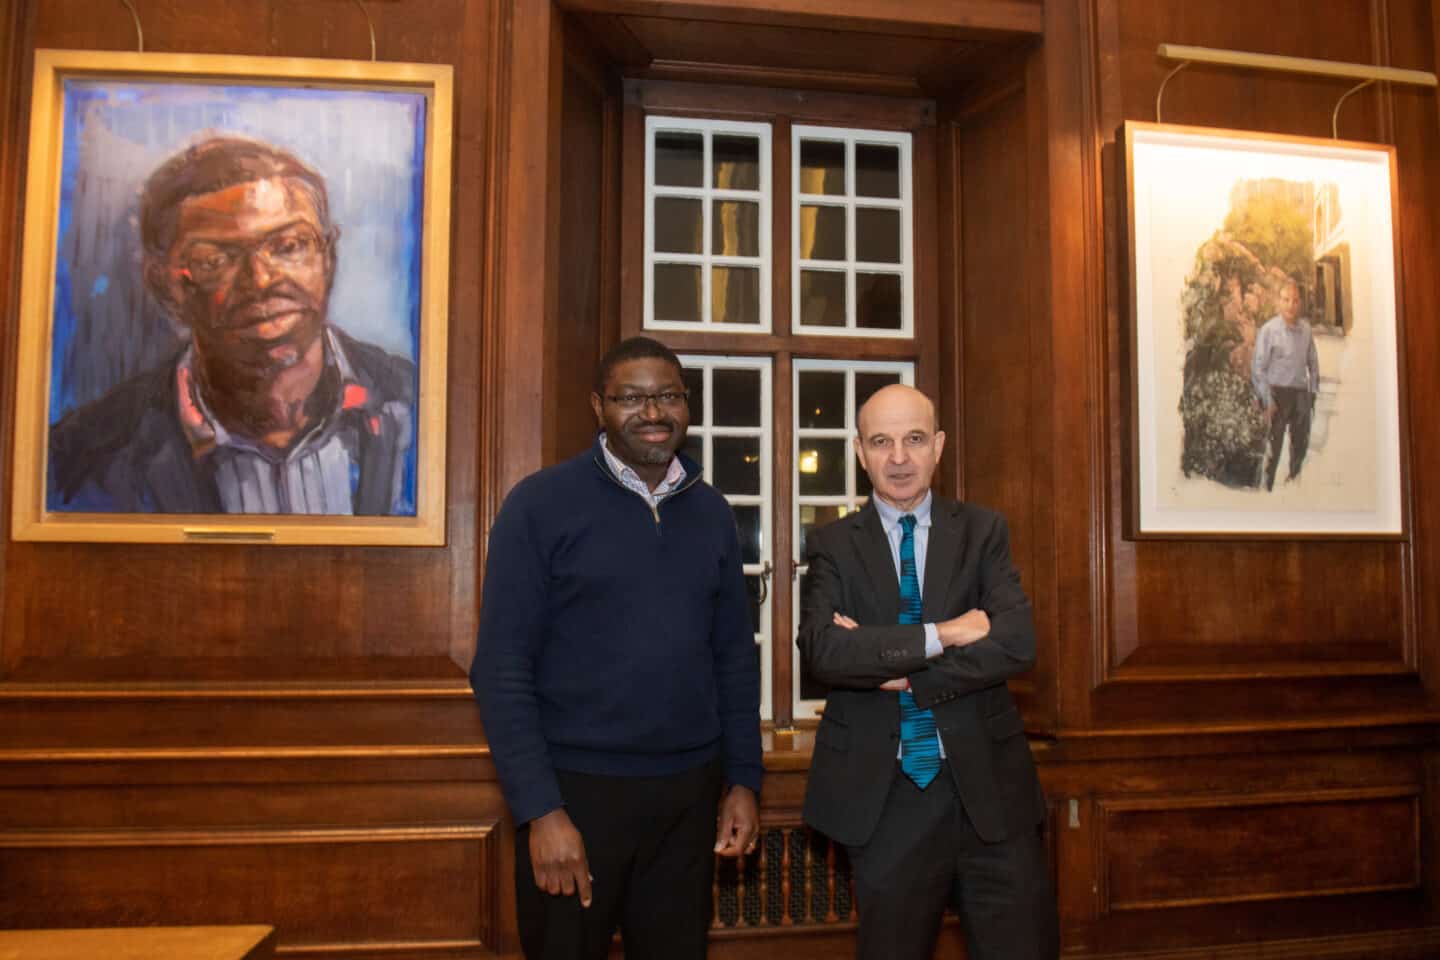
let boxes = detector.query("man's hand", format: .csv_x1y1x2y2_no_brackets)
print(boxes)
528,809,592,907
937,608,990,648
834,612,909,690
714,785,760,858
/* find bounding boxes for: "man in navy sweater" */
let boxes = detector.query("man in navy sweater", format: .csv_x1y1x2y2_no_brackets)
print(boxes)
473,336,763,959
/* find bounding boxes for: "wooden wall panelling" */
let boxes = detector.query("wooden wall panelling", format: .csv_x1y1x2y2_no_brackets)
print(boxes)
1100,788,1420,913
4,0,488,683
553,0,1046,40
911,122,943,414
954,81,1049,725
1086,0,1432,723
1384,0,1440,700
934,109,964,503
448,0,496,670
1041,0,1105,731
0,826,497,952
1039,740,1440,954
552,20,620,463
0,0,34,677
488,0,560,505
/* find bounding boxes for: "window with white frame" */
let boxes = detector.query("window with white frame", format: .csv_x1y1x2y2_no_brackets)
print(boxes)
792,126,913,337
792,359,914,718
645,118,772,332
678,355,775,719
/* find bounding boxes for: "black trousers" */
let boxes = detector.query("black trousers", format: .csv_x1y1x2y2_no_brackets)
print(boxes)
514,758,723,960
846,767,1058,960
1265,385,1314,490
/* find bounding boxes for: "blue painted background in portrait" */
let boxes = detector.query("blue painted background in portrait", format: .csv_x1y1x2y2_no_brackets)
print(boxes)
47,79,426,514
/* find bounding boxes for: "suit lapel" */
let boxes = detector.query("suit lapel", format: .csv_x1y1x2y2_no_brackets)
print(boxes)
922,497,965,623
851,505,901,623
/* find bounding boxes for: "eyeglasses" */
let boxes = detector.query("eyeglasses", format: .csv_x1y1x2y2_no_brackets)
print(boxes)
179,224,329,289
604,390,689,412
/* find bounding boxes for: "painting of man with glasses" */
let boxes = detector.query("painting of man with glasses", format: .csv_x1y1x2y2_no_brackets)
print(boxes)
48,134,417,516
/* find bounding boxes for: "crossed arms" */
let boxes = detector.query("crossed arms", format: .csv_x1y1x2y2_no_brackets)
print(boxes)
795,511,1036,708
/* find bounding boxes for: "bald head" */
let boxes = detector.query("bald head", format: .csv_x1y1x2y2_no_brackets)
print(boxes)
854,384,945,511
857,384,937,438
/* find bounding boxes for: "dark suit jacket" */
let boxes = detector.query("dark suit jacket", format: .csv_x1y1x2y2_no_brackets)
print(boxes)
797,495,1044,847
48,327,415,515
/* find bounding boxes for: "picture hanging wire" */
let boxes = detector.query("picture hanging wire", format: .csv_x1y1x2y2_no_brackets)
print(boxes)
1331,80,1374,139
117,0,143,52
354,0,377,61
1154,61,1189,124
1154,43,1436,138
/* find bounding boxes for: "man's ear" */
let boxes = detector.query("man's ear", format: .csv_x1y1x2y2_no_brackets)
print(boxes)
932,429,946,463
589,391,605,426
143,256,183,315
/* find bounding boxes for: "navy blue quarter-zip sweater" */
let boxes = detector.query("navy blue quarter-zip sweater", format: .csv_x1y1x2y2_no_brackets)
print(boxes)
472,436,764,825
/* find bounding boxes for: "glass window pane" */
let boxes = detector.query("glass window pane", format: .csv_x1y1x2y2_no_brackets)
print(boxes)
799,205,846,261
681,367,705,427
798,371,845,429
733,505,762,565
654,264,701,323
856,272,902,330
799,504,848,559
799,270,846,328
712,266,761,326
712,200,760,257
655,131,703,187
799,139,845,195
798,438,848,496
682,433,703,467
654,197,703,254
855,143,901,198
855,372,902,409
713,436,761,496
713,368,761,426
713,135,760,191
855,207,901,263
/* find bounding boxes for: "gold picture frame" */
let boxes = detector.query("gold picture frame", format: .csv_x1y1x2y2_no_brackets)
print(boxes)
11,49,452,545
1121,121,1406,539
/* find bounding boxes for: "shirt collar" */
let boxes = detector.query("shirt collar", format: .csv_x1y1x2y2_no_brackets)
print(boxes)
176,326,367,460
872,489,933,535
599,432,686,497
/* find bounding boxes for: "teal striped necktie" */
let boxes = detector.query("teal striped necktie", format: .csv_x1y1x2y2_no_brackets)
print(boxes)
897,514,940,789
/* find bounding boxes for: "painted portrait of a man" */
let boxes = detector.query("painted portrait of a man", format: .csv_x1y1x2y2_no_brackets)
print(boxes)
36,75,434,520
49,136,416,515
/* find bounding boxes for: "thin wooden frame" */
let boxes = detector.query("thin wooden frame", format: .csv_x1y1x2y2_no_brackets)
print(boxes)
11,50,453,545
1122,121,1406,539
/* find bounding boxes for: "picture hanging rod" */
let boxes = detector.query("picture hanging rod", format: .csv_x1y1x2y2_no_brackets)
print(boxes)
1157,44,1437,87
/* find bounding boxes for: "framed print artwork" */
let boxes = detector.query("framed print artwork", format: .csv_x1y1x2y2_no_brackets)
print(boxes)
10,49,452,545
1123,121,1404,538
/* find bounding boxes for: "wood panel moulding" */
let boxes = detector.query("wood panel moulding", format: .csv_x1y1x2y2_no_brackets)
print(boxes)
0,823,499,955
554,0,1044,41
1098,787,1420,913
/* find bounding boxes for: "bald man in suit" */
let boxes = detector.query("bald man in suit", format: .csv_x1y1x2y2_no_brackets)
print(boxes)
797,384,1057,960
